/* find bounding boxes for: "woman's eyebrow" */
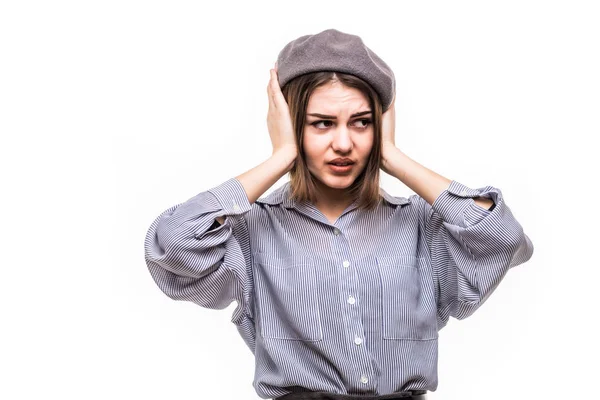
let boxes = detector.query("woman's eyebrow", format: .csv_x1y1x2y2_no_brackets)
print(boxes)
307,110,372,119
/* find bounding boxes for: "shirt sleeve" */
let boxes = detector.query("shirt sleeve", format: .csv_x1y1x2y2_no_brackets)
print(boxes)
420,180,534,329
143,177,254,326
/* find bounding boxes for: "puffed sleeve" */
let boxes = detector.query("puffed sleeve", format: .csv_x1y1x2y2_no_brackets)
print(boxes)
143,177,254,326
420,180,534,329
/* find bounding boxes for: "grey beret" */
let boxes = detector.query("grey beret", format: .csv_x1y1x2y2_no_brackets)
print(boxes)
276,28,396,111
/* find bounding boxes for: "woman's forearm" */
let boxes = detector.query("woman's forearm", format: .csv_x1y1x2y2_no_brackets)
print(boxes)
382,145,494,209
214,148,296,225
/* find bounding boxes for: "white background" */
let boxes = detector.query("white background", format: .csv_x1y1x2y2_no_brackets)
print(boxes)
1,1,598,399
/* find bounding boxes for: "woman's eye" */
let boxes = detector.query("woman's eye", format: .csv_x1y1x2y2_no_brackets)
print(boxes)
310,119,372,129
311,120,334,129
355,118,372,128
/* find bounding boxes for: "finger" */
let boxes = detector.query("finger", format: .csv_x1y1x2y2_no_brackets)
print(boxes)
270,69,286,109
269,69,283,110
267,69,275,110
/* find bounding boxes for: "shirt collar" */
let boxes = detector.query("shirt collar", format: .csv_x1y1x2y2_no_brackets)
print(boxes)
255,182,410,208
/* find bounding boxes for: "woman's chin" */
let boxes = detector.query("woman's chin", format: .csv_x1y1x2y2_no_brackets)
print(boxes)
320,174,355,189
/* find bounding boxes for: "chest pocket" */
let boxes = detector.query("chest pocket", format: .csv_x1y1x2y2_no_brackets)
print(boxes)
253,253,323,341
376,255,438,340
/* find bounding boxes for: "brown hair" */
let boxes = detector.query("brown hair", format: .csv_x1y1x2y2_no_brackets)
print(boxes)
281,71,384,211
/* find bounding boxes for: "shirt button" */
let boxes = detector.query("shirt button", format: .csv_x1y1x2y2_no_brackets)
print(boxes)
459,190,468,196
360,375,369,384
343,260,350,268
233,204,240,211
354,336,362,345
333,228,340,235
347,296,356,304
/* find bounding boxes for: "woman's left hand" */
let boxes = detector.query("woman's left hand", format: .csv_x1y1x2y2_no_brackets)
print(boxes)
381,93,397,173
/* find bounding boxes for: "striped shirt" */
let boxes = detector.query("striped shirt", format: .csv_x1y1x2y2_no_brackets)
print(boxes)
143,177,534,399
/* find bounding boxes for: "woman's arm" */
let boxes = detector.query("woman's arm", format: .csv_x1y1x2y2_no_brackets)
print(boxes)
214,148,296,225
382,145,494,210
379,94,493,210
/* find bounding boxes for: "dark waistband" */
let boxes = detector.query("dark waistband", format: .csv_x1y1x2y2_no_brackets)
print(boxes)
275,389,427,400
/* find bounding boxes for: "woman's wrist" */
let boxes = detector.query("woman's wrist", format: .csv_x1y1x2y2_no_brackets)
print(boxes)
273,146,298,171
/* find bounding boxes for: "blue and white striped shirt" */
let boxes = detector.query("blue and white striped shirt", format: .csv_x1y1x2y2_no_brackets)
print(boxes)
143,177,534,399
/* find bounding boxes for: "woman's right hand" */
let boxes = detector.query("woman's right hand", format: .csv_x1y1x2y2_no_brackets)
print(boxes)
267,62,298,166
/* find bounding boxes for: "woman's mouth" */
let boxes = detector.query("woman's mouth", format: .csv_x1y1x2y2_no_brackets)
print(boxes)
328,162,354,173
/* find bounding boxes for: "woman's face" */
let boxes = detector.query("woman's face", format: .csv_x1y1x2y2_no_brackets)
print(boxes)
303,81,374,194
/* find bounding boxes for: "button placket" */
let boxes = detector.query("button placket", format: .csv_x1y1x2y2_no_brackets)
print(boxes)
331,227,372,388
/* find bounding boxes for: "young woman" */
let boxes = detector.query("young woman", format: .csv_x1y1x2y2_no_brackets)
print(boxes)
144,28,534,400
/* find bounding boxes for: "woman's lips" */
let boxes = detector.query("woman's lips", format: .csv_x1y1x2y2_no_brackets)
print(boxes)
328,163,354,173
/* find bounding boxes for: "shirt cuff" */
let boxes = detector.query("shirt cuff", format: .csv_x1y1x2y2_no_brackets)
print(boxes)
431,180,501,228
207,177,253,216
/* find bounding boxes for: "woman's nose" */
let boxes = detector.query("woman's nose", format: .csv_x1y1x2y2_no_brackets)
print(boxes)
331,127,353,151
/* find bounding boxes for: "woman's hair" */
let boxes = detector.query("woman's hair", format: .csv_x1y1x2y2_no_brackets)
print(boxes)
281,71,384,211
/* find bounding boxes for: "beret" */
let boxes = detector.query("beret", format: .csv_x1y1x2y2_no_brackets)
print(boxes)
276,28,396,111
